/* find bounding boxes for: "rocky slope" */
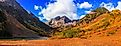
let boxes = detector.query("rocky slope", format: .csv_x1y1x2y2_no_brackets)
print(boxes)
48,16,79,28
0,0,52,38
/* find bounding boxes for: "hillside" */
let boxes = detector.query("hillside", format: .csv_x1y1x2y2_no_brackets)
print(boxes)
0,0,52,39
51,7,121,39
48,16,79,28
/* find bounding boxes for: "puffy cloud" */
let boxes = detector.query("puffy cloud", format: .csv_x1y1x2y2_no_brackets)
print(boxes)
34,5,42,10
79,2,92,9
100,2,115,11
39,0,79,20
116,1,121,10
34,5,39,10
100,1,121,11
85,11,91,13
80,15,85,19
38,17,44,21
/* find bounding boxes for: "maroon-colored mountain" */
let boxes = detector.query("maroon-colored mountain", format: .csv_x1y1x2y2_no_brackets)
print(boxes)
0,0,52,39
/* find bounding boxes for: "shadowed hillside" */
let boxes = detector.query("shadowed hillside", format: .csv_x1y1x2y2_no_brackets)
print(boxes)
0,0,52,39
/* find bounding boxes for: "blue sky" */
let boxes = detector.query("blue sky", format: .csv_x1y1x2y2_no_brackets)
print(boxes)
16,0,121,22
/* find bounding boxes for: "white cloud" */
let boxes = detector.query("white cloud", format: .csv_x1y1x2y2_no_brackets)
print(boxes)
38,17,44,21
100,1,121,11
79,2,92,9
116,1,121,10
39,6,42,10
100,2,115,11
34,5,43,10
39,0,79,20
34,5,39,10
80,15,85,19
26,10,31,14
85,11,91,13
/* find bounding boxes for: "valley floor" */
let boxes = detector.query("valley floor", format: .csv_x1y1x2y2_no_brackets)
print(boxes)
0,36,121,46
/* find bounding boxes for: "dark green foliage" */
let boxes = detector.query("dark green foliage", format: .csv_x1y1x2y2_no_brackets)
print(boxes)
107,30,117,36
61,29,79,38
80,13,101,24
54,28,82,38
92,7,109,13
79,7,109,24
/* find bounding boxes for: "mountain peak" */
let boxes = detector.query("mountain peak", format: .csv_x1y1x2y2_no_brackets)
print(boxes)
0,0,15,2
48,16,79,28
54,16,71,23
0,0,7,2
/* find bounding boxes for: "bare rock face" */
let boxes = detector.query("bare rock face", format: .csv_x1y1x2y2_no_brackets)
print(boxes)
0,0,15,6
48,16,79,28
0,0,24,11
0,0,15,3
0,0,6,2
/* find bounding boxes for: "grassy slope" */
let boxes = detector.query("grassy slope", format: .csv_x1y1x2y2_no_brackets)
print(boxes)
51,7,121,39
79,9,121,38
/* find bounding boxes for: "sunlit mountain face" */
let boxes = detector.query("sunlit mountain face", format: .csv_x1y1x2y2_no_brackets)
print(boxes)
16,0,121,22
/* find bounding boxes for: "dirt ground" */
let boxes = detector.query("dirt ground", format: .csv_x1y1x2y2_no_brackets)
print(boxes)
0,36,121,46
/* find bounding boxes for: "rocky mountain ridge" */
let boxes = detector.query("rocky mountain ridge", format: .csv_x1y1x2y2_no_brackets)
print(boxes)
48,16,79,28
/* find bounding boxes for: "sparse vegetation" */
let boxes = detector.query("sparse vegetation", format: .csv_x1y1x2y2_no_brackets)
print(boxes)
92,7,109,13
54,28,81,38
107,30,117,36
52,8,121,39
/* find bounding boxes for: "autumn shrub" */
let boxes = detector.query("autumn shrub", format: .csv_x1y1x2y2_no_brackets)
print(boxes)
62,30,79,38
107,30,117,36
54,28,82,38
